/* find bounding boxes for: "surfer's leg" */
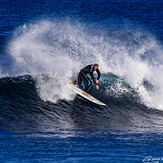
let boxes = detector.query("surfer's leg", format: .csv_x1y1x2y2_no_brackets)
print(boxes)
77,73,82,85
72,73,82,85
83,75,92,91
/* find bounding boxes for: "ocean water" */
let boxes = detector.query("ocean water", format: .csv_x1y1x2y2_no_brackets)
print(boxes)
0,0,163,162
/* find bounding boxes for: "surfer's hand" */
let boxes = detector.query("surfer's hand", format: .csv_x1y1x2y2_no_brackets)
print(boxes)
96,80,99,84
96,85,99,90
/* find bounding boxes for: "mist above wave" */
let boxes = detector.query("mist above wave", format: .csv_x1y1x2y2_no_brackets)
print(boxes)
1,19,163,109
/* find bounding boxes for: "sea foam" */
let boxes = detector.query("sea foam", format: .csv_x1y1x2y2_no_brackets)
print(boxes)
1,19,163,109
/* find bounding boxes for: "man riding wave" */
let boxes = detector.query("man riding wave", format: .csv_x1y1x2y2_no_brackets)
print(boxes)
72,64,101,95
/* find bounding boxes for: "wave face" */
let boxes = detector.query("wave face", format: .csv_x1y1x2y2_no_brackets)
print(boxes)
0,19,163,110
1,75,163,133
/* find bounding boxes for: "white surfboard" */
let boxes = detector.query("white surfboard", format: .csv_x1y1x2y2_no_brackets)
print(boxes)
69,82,106,106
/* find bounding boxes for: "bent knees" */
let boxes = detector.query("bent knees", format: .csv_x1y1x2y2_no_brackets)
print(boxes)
87,80,92,86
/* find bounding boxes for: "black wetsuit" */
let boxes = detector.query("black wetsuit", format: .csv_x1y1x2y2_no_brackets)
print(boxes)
78,65,101,91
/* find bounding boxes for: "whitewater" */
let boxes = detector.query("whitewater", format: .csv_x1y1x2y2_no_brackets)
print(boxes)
0,19,162,110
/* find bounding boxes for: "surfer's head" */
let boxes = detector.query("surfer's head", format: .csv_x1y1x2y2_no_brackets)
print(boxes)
94,64,99,71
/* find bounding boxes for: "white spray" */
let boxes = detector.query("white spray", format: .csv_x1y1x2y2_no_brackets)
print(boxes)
1,20,163,109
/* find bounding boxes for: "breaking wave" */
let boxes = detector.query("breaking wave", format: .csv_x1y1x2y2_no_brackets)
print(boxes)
0,19,163,110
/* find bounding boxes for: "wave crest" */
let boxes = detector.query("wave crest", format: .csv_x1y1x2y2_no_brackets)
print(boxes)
1,19,163,109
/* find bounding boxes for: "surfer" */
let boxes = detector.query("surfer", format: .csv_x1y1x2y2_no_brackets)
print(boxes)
72,64,101,95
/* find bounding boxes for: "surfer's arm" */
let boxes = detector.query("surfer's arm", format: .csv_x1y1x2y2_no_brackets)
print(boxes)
90,72,98,85
96,69,101,80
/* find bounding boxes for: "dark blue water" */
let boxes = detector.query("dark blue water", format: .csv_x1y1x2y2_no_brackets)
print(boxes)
0,0,163,162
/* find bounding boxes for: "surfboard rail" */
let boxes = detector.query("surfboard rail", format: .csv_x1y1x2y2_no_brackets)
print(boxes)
69,82,106,106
